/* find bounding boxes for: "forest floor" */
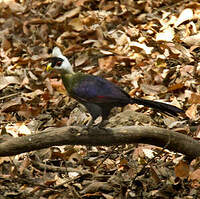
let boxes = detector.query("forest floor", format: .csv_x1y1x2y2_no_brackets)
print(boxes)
0,0,200,198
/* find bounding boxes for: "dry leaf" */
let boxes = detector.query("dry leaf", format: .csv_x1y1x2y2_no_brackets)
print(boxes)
167,83,185,92
195,126,200,138
68,152,82,164
81,181,112,194
49,78,66,93
175,8,193,27
1,97,21,112
188,93,200,104
75,54,88,66
44,180,56,186
69,18,83,31
102,193,114,199
189,169,200,188
23,89,44,99
1,37,11,50
55,7,80,22
19,157,31,175
130,41,153,54
46,2,62,18
18,104,42,118
98,56,116,72
74,0,90,7
0,157,11,165
7,0,25,13
182,33,200,46
0,75,20,90
186,104,197,120
141,84,167,95
174,160,189,178
156,27,174,42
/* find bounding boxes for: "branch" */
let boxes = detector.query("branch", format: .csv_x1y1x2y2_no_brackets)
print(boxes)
0,126,199,158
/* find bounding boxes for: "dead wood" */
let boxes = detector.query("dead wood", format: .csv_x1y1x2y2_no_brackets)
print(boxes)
0,126,199,158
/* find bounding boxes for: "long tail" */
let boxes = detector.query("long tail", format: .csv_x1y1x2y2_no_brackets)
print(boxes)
131,98,184,116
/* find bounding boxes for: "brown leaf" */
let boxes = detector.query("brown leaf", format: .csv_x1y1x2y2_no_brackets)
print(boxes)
1,37,11,50
98,56,117,72
18,103,42,118
130,41,153,54
74,0,90,7
39,24,49,42
46,2,62,18
56,117,68,127
167,83,185,92
100,1,116,11
69,18,83,31
189,168,200,188
141,84,167,95
156,27,174,42
49,78,66,93
101,193,114,199
175,8,193,27
44,180,56,186
55,7,81,22
185,104,197,120
82,14,97,26
183,33,200,46
188,93,200,104
68,152,82,164
1,97,21,112
19,156,31,175
96,26,107,46
81,181,112,194
180,65,195,77
0,75,20,90
0,157,11,165
174,160,189,179
7,0,25,13
150,165,161,184
45,78,54,95
75,54,88,66
23,89,44,99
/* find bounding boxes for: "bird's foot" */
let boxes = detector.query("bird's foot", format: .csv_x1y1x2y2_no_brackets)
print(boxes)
83,119,106,131
95,121,106,129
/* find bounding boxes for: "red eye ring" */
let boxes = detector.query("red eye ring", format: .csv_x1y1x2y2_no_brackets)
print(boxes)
57,61,62,66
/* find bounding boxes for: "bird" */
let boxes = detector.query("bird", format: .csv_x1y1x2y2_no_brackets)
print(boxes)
46,47,184,127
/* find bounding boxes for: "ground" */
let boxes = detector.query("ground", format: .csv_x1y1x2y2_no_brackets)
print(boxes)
0,0,200,198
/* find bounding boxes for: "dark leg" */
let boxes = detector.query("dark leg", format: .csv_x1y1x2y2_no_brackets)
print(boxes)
82,103,102,127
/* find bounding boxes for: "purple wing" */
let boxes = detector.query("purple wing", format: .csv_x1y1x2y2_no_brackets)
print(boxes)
72,75,130,104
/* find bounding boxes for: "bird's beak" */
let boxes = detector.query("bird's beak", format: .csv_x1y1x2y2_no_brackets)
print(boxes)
46,63,52,71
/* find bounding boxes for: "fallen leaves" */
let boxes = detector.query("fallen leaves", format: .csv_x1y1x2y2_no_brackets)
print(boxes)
0,75,20,90
174,160,190,179
55,7,81,23
0,0,200,198
189,168,200,188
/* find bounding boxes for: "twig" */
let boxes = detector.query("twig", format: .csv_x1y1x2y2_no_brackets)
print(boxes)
95,146,118,170
31,160,92,175
0,92,20,101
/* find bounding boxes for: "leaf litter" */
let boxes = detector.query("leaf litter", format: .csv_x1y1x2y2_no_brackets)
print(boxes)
0,0,199,198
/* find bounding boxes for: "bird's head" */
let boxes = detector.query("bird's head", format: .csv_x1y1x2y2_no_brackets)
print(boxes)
46,47,74,74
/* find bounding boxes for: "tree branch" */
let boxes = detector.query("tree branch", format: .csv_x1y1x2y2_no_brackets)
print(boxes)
0,126,199,158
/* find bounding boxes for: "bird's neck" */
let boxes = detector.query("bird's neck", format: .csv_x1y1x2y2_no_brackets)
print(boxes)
61,68,75,74
61,73,74,93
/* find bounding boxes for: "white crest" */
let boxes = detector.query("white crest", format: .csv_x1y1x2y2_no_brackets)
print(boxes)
52,47,63,57
52,47,74,74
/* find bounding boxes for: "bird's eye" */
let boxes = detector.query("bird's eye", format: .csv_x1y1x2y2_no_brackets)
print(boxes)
57,61,62,66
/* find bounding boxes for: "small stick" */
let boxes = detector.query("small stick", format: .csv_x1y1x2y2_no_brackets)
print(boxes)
0,93,20,101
